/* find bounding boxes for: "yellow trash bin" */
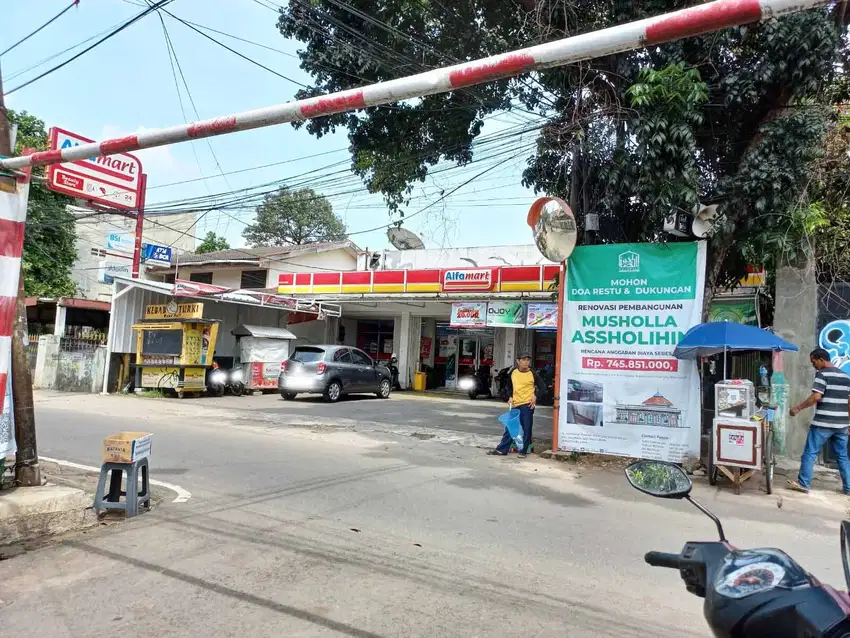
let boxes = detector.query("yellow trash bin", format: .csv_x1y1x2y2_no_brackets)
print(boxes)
413,371,427,392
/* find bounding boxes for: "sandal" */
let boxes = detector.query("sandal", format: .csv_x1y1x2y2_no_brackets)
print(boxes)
786,480,810,494
486,450,507,456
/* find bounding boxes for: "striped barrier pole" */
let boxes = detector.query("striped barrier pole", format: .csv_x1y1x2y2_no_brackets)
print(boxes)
0,0,828,172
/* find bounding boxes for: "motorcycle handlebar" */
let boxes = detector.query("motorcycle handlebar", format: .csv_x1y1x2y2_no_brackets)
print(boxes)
645,551,683,569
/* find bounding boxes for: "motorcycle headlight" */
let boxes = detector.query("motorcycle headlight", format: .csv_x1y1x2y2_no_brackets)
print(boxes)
230,369,243,382
458,378,474,390
210,370,226,383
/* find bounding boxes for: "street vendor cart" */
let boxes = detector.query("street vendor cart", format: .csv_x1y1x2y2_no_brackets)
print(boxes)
674,321,798,495
132,301,220,398
231,324,296,392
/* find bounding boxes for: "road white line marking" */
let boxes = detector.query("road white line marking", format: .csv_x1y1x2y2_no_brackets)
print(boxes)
40,456,192,504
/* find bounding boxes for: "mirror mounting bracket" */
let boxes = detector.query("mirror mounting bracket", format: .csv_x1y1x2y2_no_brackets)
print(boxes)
686,495,727,542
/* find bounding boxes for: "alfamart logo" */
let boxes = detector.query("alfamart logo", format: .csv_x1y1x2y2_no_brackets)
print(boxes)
618,251,640,273
442,268,493,290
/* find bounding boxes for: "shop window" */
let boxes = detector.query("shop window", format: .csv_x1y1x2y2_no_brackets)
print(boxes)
189,272,213,284
357,319,394,360
240,269,267,289
162,274,176,284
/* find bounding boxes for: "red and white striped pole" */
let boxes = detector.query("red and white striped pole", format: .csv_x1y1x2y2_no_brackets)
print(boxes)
0,0,827,172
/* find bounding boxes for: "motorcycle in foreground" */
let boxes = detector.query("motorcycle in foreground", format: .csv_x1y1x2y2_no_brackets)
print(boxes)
625,459,850,637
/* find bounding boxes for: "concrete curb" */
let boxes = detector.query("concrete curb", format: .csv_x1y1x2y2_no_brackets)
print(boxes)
0,485,96,547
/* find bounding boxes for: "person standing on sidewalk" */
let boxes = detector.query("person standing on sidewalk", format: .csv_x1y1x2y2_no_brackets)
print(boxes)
487,352,545,458
787,348,850,494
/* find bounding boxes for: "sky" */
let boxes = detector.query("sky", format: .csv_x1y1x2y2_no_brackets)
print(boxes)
1,0,545,255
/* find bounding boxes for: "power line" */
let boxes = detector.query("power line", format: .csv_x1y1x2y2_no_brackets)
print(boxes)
158,5,309,88
1,0,80,58
5,0,175,95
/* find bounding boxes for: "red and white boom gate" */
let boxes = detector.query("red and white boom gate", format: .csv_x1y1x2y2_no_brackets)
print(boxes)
0,0,830,411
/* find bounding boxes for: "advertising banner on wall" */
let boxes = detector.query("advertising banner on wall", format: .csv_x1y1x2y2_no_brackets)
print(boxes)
708,296,759,326
559,242,706,462
527,303,558,329
450,302,487,328
486,302,527,328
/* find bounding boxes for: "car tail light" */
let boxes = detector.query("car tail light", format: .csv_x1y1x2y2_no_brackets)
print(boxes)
316,362,327,375
280,361,287,373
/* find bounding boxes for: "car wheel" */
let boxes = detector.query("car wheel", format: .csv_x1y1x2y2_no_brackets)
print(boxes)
324,380,342,403
281,391,297,401
376,378,391,399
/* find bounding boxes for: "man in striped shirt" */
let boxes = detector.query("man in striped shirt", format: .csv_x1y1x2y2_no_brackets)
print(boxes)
788,348,850,494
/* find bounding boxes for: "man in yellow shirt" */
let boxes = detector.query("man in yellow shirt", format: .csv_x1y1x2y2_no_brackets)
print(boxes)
487,352,545,458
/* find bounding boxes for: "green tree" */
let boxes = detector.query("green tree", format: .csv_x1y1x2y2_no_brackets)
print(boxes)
242,187,347,246
195,231,231,254
8,110,77,297
276,1,846,301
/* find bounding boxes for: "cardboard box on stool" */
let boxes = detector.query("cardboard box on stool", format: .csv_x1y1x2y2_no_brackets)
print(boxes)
102,431,153,464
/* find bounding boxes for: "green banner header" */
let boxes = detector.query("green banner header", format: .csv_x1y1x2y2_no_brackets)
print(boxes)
567,243,699,302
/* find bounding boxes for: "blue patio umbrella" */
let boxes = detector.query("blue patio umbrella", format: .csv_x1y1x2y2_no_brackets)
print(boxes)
673,321,798,373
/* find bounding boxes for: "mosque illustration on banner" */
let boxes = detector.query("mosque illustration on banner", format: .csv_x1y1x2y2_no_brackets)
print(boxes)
615,392,684,428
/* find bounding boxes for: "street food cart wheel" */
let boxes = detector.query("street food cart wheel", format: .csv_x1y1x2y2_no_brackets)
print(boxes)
763,422,775,495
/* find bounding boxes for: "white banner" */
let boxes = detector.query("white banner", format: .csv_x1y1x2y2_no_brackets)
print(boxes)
559,242,706,462
0,351,16,459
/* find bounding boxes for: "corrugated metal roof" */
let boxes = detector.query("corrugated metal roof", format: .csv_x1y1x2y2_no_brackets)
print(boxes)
231,324,297,340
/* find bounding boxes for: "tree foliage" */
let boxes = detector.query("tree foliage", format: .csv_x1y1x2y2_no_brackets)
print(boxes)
276,0,847,300
9,110,77,297
242,187,347,246
195,231,231,254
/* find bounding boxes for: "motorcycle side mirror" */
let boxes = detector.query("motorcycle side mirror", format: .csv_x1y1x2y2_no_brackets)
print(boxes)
625,460,692,499
624,460,728,542
840,520,850,591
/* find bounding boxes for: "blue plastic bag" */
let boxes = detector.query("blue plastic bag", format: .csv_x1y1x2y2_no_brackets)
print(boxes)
498,408,523,451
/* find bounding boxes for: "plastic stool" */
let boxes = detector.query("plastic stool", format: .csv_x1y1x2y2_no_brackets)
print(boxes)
93,457,150,518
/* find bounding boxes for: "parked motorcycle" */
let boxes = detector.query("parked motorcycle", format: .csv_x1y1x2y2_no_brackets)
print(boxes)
626,459,850,637
537,364,555,406
388,355,401,391
206,363,245,397
207,363,227,397
459,365,492,399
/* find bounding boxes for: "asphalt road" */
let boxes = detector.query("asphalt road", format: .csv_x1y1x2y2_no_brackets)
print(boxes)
1,392,847,637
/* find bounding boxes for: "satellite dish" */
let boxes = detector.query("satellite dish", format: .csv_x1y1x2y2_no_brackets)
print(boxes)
387,227,425,250
691,204,719,239
527,196,577,262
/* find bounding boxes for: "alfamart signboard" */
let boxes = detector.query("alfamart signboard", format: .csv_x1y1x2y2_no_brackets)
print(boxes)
559,242,706,462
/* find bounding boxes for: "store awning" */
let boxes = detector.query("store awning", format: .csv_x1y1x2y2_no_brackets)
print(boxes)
231,324,297,340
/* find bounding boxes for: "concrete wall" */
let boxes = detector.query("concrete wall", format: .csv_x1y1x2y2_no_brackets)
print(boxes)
376,244,553,271
34,336,106,394
173,267,246,289
287,320,330,347
73,211,197,302
773,257,818,459
267,249,357,277
169,249,358,289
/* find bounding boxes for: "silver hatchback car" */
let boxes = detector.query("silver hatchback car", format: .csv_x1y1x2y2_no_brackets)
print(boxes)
279,345,393,403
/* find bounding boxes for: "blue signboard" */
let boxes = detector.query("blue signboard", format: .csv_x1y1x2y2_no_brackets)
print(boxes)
141,243,172,265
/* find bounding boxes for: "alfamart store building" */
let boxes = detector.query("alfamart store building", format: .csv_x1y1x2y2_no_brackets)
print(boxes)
277,255,560,391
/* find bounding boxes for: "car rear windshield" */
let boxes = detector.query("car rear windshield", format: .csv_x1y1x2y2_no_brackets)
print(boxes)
291,347,326,363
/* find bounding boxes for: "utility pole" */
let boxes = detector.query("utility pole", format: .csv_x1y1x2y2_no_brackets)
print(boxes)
0,65,41,486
